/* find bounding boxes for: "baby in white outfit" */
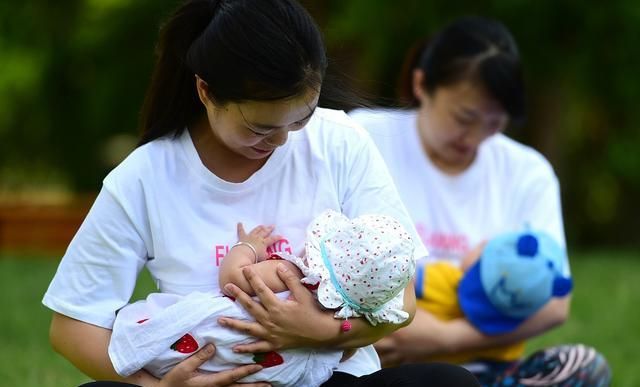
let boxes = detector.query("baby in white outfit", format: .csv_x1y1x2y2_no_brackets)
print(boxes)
108,209,416,387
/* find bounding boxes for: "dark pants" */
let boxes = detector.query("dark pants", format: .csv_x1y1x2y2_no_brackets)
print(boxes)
321,363,480,387
79,363,480,387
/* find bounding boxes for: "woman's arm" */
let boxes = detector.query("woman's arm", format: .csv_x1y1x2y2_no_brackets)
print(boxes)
326,281,416,350
50,313,161,385
218,263,416,353
443,296,570,353
49,313,269,387
375,296,570,366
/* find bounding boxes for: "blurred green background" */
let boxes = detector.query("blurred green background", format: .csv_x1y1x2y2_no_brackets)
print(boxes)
1,0,639,385
1,0,639,247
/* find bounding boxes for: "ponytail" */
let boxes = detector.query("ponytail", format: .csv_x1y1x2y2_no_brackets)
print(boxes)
138,0,219,146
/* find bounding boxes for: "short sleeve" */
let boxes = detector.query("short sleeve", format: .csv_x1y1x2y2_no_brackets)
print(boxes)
336,122,429,260
511,158,569,275
42,185,149,329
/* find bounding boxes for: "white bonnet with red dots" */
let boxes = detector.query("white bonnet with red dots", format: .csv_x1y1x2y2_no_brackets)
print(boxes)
290,209,416,326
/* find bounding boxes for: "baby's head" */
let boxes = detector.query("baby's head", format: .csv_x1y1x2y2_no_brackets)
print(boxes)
458,230,572,335
302,210,416,326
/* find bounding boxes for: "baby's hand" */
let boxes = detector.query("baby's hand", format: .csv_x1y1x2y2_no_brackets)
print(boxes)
237,223,283,262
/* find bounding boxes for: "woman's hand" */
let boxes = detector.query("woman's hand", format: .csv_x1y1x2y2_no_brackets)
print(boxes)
219,263,338,353
158,343,270,387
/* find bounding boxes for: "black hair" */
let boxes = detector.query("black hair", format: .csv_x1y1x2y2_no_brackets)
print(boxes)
138,0,364,145
397,16,526,125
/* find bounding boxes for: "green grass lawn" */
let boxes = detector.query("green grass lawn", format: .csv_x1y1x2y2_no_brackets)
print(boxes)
1,250,638,386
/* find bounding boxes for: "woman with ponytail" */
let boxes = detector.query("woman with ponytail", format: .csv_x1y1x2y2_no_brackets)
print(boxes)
43,1,478,386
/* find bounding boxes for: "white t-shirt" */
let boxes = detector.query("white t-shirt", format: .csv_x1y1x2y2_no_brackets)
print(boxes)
349,108,568,274
43,108,427,377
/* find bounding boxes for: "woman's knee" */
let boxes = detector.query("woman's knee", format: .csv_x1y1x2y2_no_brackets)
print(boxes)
497,344,611,386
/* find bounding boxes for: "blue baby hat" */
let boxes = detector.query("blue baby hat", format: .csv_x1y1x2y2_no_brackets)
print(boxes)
458,230,572,335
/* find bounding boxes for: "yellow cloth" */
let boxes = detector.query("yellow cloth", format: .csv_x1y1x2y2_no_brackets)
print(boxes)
416,262,525,363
